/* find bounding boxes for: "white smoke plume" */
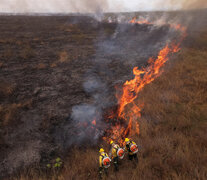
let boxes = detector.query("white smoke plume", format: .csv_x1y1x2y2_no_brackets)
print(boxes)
0,0,206,13
0,0,108,13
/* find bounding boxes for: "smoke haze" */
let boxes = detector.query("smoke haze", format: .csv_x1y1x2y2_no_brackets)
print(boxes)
174,0,207,10
0,0,206,13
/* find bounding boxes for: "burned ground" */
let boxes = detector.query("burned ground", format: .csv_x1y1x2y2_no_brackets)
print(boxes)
0,10,207,179
0,14,173,177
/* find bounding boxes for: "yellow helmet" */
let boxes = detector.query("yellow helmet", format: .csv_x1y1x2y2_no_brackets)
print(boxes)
99,148,104,153
125,138,130,142
110,140,114,145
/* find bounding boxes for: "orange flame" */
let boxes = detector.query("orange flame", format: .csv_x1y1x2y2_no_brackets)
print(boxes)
92,119,96,126
129,17,152,25
103,18,187,145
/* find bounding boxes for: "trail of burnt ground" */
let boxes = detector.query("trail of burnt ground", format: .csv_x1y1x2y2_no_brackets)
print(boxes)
0,11,206,178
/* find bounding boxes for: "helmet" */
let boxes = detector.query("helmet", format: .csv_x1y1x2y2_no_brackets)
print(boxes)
110,140,114,145
125,138,130,142
99,148,104,153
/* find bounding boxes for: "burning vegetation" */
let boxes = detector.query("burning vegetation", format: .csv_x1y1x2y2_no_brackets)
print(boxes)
102,18,187,145
0,9,207,180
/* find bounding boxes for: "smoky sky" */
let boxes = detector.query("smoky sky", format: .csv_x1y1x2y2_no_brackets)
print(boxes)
0,0,206,13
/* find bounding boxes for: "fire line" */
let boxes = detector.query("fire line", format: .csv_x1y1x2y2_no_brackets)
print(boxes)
103,17,187,145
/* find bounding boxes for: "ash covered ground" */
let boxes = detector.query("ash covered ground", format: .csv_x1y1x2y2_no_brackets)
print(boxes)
0,10,206,178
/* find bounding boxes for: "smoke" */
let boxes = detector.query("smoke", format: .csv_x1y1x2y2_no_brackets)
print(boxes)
63,12,183,148
65,74,111,145
0,0,109,13
172,0,207,10
0,0,206,14
0,1,206,178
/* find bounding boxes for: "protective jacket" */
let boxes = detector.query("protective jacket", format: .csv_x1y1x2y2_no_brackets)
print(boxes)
111,144,120,158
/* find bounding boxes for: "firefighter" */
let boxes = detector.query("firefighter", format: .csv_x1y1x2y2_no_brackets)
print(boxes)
124,138,138,164
99,148,111,179
110,140,124,171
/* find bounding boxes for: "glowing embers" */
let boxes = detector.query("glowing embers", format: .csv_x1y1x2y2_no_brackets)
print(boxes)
129,17,152,25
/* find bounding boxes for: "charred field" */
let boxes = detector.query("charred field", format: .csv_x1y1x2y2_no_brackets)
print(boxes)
0,9,207,179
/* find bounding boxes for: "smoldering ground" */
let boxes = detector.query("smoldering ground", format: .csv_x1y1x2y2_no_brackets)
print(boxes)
0,10,207,178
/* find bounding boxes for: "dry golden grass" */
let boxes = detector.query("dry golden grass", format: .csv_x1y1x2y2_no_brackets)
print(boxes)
59,51,68,63
10,30,207,180
37,63,47,69
49,50,69,68
50,62,57,68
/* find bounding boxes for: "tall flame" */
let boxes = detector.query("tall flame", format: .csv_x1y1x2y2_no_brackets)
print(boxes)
103,18,187,145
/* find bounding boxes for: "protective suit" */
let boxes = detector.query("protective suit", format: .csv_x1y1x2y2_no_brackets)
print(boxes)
99,148,111,179
110,140,125,171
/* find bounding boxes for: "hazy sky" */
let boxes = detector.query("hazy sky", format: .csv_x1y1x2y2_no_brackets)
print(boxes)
0,0,206,13
110,0,182,11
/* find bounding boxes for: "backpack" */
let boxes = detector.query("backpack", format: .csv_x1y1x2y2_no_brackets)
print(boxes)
114,144,125,159
129,142,138,154
117,148,125,159
101,153,111,168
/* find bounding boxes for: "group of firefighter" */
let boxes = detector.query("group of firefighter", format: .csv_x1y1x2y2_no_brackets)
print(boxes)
99,138,138,179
